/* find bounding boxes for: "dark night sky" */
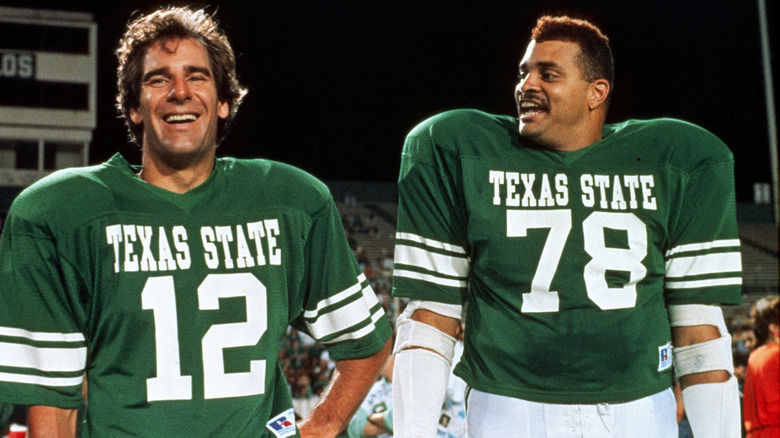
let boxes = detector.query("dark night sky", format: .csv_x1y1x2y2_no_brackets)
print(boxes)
3,0,777,202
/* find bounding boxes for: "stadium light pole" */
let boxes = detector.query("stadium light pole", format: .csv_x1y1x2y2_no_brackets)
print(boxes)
757,0,778,225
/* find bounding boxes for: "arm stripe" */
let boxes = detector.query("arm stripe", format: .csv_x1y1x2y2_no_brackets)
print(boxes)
395,232,467,254
665,239,740,257
666,252,742,278
395,244,469,277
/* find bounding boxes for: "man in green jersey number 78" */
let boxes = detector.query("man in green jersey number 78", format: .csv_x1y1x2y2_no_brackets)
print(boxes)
392,15,741,438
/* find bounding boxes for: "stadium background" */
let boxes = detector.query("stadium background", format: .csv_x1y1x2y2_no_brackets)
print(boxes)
0,1,777,436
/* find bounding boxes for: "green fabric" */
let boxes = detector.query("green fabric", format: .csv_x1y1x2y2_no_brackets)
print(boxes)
393,109,741,403
0,153,391,437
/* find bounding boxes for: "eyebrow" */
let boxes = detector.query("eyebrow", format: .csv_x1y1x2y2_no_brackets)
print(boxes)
142,65,213,82
519,60,562,71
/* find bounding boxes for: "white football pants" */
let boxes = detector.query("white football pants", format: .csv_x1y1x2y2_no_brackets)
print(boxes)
464,387,677,438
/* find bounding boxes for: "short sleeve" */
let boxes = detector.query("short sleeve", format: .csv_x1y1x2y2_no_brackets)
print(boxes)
392,115,470,305
664,133,742,306
0,210,87,408
295,197,391,360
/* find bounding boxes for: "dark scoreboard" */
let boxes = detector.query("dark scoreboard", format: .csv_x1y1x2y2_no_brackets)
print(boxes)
0,8,96,128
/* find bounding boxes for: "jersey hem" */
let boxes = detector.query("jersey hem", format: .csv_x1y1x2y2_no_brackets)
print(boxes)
458,376,673,404
391,287,464,306
0,390,82,409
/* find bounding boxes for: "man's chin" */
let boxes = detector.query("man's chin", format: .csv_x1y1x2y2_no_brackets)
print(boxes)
518,123,541,139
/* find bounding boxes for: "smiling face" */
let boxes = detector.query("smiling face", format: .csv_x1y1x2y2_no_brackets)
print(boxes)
130,37,229,169
515,40,606,151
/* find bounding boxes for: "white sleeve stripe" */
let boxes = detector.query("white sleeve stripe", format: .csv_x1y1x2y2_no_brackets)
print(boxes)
395,244,470,277
666,277,743,289
303,273,368,319
0,342,87,372
322,307,385,344
394,269,468,289
305,285,381,339
395,232,467,254
665,252,742,277
0,372,84,388
0,326,85,343
666,239,741,257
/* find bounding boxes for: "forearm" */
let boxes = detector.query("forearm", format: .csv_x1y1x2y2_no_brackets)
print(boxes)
27,405,78,438
393,306,460,437
670,306,740,437
298,338,391,438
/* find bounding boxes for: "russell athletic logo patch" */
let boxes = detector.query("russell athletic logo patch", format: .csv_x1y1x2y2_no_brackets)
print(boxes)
658,342,673,372
266,408,297,438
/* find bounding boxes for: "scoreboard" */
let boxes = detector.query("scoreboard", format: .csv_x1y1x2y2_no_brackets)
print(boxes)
0,7,96,129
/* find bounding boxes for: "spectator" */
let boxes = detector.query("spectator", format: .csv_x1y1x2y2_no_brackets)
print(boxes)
347,356,395,438
743,296,779,438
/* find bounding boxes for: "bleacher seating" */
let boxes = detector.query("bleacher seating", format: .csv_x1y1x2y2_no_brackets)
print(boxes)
336,202,396,264
739,223,779,292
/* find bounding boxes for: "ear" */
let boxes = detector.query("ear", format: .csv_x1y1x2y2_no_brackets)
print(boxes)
129,107,143,125
218,101,229,119
588,79,610,111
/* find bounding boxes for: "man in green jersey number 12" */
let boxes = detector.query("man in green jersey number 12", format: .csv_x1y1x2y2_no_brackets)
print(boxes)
0,6,392,438
391,15,741,438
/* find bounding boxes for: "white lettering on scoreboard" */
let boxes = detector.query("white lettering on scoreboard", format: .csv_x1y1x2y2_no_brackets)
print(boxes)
0,52,34,79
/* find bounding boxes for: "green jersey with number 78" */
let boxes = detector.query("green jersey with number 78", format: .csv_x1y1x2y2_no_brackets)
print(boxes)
392,109,741,404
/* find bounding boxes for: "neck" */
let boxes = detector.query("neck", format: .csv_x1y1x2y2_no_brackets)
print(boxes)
139,153,215,194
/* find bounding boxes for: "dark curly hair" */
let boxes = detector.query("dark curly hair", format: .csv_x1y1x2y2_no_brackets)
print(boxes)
115,6,248,146
530,15,614,104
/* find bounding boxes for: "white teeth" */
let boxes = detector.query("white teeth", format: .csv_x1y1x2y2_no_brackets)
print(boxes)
164,114,197,123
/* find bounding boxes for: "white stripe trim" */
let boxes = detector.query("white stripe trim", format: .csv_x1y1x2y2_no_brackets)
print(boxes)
0,342,87,372
395,244,469,277
0,326,85,343
303,273,367,319
666,239,741,257
323,307,386,344
306,285,381,339
666,277,743,289
0,372,84,388
395,232,467,254
666,252,742,278
394,269,468,289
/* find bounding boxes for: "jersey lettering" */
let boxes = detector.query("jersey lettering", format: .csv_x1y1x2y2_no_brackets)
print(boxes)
106,220,282,273
508,210,648,313
142,273,268,401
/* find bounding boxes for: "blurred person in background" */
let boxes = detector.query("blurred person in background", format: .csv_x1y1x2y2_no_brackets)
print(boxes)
743,296,779,438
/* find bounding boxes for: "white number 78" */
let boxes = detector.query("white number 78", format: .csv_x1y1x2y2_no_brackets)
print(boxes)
507,210,647,313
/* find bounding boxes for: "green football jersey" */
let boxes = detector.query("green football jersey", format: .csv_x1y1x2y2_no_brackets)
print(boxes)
392,109,741,404
0,153,392,437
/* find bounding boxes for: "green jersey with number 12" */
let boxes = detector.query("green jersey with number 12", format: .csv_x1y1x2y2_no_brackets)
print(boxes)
0,153,392,437
393,109,741,404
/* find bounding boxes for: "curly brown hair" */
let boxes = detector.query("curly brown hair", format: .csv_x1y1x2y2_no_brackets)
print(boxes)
115,6,248,146
530,16,614,103
751,296,780,346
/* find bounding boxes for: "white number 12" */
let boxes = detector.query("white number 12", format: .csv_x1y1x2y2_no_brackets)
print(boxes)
141,273,267,401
